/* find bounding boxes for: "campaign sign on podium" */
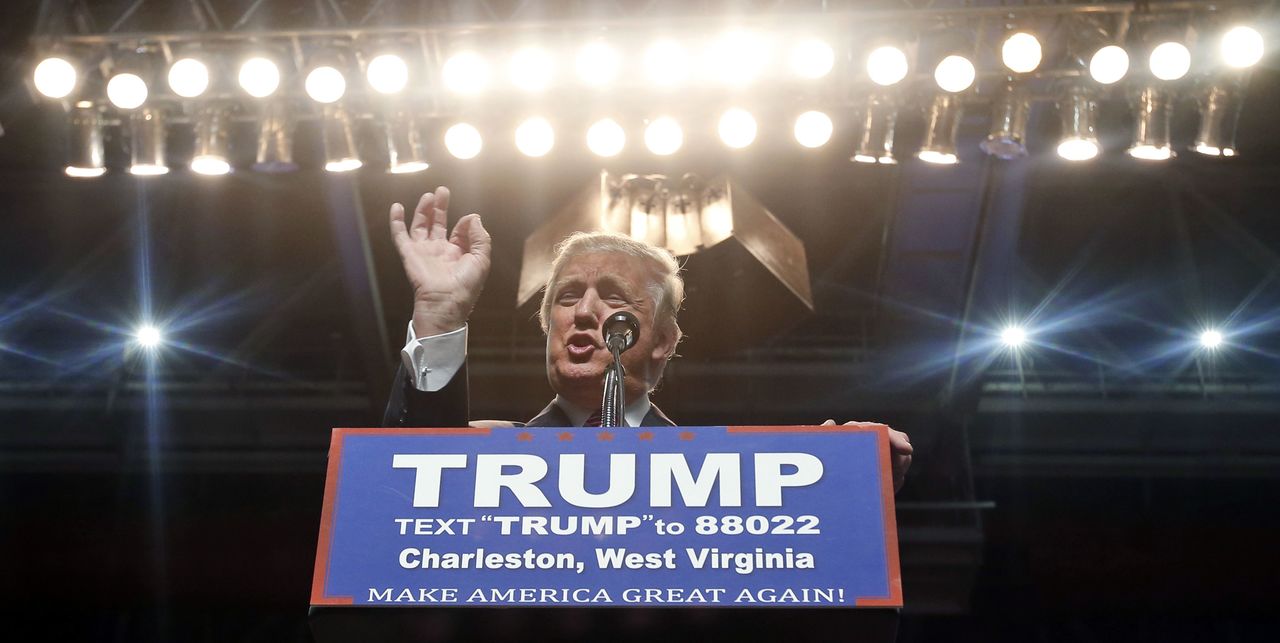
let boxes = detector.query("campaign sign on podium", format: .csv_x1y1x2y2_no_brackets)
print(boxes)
311,426,901,608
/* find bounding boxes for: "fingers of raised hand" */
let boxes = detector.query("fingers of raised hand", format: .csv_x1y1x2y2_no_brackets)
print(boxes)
389,203,411,248
410,192,434,238
428,186,450,240
450,213,492,258
888,429,913,455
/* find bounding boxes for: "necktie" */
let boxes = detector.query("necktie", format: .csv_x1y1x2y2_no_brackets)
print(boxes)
583,410,602,427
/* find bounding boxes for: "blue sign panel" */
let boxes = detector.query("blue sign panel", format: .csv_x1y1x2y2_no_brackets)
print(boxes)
312,426,901,608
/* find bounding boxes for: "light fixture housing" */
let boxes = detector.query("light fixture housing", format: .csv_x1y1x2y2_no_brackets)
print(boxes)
981,84,1030,160
384,112,429,173
321,104,362,172
1057,88,1100,161
851,94,897,164
1128,86,1173,160
191,106,232,175
1194,82,1243,157
918,94,962,164
254,101,297,173
128,107,169,175
65,101,105,177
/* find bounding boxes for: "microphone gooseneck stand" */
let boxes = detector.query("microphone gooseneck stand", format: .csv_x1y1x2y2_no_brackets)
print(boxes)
600,312,640,428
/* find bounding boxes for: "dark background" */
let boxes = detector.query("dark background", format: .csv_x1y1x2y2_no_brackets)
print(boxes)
2,1,1279,641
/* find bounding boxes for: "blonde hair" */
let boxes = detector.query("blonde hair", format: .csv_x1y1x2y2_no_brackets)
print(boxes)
538,232,684,350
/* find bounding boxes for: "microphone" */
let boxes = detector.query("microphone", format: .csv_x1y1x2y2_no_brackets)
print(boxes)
603,311,639,353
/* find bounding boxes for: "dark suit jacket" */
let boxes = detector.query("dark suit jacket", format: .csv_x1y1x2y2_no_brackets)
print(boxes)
382,363,675,428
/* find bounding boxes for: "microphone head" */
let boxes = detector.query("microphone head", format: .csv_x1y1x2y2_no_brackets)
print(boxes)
603,311,640,352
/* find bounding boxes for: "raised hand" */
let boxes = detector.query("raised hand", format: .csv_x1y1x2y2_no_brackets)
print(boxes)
388,186,492,337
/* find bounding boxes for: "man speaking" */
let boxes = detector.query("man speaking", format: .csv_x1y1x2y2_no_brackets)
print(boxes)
381,186,912,490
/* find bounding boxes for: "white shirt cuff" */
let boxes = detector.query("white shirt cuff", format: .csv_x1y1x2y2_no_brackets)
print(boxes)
400,322,467,392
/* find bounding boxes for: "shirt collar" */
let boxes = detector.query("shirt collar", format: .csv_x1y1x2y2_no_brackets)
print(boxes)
553,394,652,428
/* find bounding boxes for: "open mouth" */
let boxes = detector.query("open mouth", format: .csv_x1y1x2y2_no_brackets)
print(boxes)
566,334,599,360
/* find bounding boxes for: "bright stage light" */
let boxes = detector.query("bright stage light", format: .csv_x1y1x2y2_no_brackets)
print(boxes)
367,54,409,94
1221,26,1264,69
1194,83,1242,157
321,105,361,172
443,51,489,94
790,38,834,79
644,117,683,155
107,73,148,109
1001,32,1042,73
305,65,346,103
239,57,280,98
168,58,209,98
191,108,231,175
707,30,768,86
1000,325,1028,348
644,40,689,87
1199,329,1224,349
509,47,553,92
135,325,163,348
1089,45,1129,84
1149,42,1191,80
919,94,961,164
66,102,105,178
1057,138,1099,161
34,57,77,98
129,108,168,175
386,113,429,173
515,117,554,157
794,111,833,148
445,122,483,159
867,46,909,86
575,41,620,87
586,118,625,157
718,108,757,149
934,55,976,93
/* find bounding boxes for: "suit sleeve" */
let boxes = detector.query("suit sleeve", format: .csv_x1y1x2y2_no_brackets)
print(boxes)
381,362,470,428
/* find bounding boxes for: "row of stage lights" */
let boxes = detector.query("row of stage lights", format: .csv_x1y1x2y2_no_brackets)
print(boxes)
34,24,1267,177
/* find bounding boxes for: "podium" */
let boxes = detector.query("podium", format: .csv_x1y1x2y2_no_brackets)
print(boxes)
309,426,901,642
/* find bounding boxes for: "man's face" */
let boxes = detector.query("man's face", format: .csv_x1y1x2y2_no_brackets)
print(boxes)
545,252,676,410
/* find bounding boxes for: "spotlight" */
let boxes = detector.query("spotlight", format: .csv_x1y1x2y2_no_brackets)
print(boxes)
442,51,489,94
107,72,148,110
135,324,163,348
934,55,976,93
367,54,409,94
1089,45,1130,84
644,117,683,155
385,112,429,173
305,65,346,104
1149,41,1191,81
321,104,361,172
191,107,232,175
1000,325,1028,348
254,102,297,173
128,107,168,176
981,84,1030,159
643,40,689,87
444,122,483,160
167,57,209,98
1194,82,1242,157
586,118,625,157
34,56,78,99
707,30,768,86
509,46,553,92
794,111,833,148
1199,328,1224,349
1057,89,1099,161
239,57,281,98
1001,32,1042,74
866,45,909,86
575,41,620,87
718,108,757,149
1221,26,1264,69
515,117,555,157
851,94,897,164
1128,87,1173,161
918,94,961,164
789,37,834,79
66,101,105,178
